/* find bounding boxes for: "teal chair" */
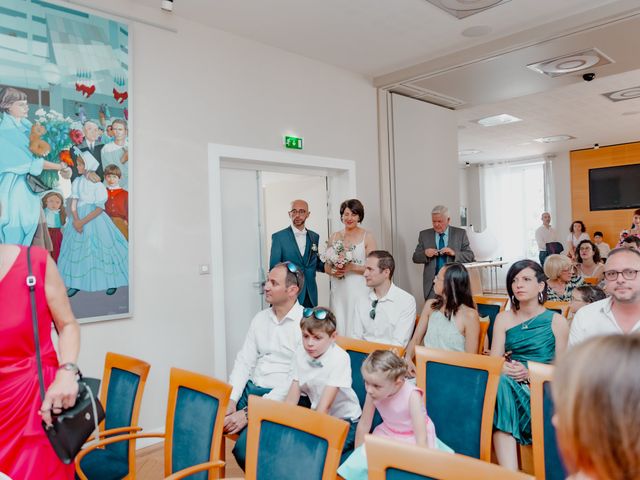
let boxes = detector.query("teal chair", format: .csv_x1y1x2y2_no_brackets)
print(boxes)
530,362,568,480
366,435,534,479
76,352,150,480
76,367,231,480
245,396,349,480
415,346,503,461
473,295,508,350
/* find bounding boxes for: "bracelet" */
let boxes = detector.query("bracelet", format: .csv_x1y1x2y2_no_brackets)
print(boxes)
58,362,79,374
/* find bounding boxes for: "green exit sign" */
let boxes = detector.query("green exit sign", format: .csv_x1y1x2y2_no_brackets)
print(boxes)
284,135,303,150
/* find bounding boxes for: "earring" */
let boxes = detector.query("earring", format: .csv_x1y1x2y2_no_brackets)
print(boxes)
538,292,544,303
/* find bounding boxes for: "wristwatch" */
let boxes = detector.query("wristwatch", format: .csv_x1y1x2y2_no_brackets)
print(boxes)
58,362,80,374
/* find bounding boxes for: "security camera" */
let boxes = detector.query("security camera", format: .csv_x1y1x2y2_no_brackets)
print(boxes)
465,161,470,167
161,0,173,12
582,73,596,82
593,143,600,150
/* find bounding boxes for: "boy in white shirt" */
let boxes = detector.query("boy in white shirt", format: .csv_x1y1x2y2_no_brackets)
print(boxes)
285,306,361,462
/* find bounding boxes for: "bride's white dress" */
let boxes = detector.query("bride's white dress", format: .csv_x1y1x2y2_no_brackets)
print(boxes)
330,232,370,336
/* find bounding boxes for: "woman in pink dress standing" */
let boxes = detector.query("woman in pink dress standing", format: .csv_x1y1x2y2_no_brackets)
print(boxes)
0,244,80,479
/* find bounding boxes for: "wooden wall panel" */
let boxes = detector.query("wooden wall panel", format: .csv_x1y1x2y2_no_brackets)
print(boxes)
570,142,640,248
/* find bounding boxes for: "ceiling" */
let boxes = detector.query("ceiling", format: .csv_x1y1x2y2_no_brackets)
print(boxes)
131,0,640,162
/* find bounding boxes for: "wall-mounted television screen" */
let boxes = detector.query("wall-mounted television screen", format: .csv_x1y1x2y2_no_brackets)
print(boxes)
589,164,640,211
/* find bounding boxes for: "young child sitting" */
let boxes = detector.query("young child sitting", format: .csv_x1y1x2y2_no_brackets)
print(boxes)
103,164,129,240
338,350,452,480
593,231,610,259
285,306,361,462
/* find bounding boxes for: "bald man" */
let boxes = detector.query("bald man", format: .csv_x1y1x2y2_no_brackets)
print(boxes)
269,199,325,307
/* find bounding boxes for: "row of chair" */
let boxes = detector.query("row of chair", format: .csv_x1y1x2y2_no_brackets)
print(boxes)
336,337,567,480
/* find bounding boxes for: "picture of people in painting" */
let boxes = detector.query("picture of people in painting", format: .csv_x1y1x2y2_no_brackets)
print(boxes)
0,4,130,320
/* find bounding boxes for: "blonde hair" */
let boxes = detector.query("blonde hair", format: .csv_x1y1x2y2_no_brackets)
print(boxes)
543,254,572,280
361,350,407,382
553,335,640,480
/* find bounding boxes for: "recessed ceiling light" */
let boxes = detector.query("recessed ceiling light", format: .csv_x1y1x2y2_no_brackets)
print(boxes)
602,86,640,102
462,25,492,37
527,48,612,78
426,0,510,19
534,135,575,143
474,113,522,127
459,149,481,156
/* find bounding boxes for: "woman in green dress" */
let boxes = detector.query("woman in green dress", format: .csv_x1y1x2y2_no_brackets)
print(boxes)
490,259,569,470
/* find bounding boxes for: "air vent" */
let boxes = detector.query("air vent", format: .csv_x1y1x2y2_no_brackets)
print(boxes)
527,48,613,78
425,0,510,19
602,86,640,102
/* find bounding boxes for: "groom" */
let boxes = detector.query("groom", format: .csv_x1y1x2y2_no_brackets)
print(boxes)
269,199,325,307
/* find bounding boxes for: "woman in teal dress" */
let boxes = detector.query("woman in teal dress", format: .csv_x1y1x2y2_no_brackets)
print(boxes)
0,87,69,246
490,259,569,470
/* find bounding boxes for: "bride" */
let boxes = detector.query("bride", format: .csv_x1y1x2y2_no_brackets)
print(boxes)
324,199,376,336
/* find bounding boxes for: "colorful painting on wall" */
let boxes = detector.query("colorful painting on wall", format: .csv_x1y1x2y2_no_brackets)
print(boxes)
0,1,130,321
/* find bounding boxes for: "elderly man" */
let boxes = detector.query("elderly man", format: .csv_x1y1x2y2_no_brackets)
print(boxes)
412,205,475,299
353,250,416,346
269,199,324,307
569,248,640,346
70,120,105,181
224,262,305,470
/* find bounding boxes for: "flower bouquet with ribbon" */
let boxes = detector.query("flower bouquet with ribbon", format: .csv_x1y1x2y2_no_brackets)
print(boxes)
321,239,357,279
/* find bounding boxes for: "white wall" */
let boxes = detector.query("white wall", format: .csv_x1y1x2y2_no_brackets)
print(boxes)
74,2,378,433
551,152,572,236
390,94,459,302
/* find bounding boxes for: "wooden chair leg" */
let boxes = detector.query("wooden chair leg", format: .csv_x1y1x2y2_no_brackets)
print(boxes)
219,435,226,479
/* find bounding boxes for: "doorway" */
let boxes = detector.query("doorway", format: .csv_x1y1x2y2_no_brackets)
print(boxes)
208,144,356,378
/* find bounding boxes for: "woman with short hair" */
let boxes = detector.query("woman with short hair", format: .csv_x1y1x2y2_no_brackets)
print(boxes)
544,254,584,302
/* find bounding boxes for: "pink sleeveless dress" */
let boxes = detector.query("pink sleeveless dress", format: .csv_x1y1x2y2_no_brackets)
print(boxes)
0,246,74,479
372,380,436,446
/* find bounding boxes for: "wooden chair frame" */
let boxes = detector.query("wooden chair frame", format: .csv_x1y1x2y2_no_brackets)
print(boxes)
415,346,504,461
366,435,534,480
478,320,490,354
529,361,557,480
244,396,349,480
543,301,570,318
473,295,509,312
583,276,599,285
336,335,406,358
76,368,231,480
78,352,150,480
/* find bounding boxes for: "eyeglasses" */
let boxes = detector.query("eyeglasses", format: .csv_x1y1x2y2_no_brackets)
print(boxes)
289,209,308,216
303,307,330,320
284,262,301,287
369,300,378,320
603,269,639,281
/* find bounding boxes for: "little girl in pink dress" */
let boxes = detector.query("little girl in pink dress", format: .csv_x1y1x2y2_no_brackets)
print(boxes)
338,350,452,479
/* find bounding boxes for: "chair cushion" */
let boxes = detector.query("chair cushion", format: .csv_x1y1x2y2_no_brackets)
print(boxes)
105,368,140,460
386,467,435,479
477,304,500,349
543,381,568,480
171,386,219,479
256,421,328,480
346,350,383,431
78,448,129,480
425,362,487,458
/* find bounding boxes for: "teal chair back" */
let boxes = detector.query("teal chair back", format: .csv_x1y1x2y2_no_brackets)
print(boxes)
415,347,503,461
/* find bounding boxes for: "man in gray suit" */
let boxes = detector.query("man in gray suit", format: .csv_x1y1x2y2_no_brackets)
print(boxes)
412,205,475,299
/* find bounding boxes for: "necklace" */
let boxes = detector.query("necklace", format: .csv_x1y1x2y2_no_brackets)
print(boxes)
520,314,537,330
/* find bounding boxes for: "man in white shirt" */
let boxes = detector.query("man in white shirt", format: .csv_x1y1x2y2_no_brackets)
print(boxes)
570,248,640,346
224,261,305,469
353,251,416,346
535,212,560,266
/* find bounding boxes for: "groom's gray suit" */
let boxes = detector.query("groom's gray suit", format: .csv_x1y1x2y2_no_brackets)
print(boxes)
412,226,475,299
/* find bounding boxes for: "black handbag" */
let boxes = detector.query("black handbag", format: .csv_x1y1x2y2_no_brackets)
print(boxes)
26,173,52,193
27,247,105,464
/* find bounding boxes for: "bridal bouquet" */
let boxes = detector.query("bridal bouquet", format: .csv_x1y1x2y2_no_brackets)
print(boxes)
321,239,357,271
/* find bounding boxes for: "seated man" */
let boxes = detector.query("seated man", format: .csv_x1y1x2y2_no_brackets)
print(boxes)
224,262,304,470
352,250,416,346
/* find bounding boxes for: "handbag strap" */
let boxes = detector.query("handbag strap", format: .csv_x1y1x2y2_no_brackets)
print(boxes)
27,246,47,402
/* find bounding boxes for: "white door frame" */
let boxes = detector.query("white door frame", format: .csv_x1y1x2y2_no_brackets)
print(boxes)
208,143,356,378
